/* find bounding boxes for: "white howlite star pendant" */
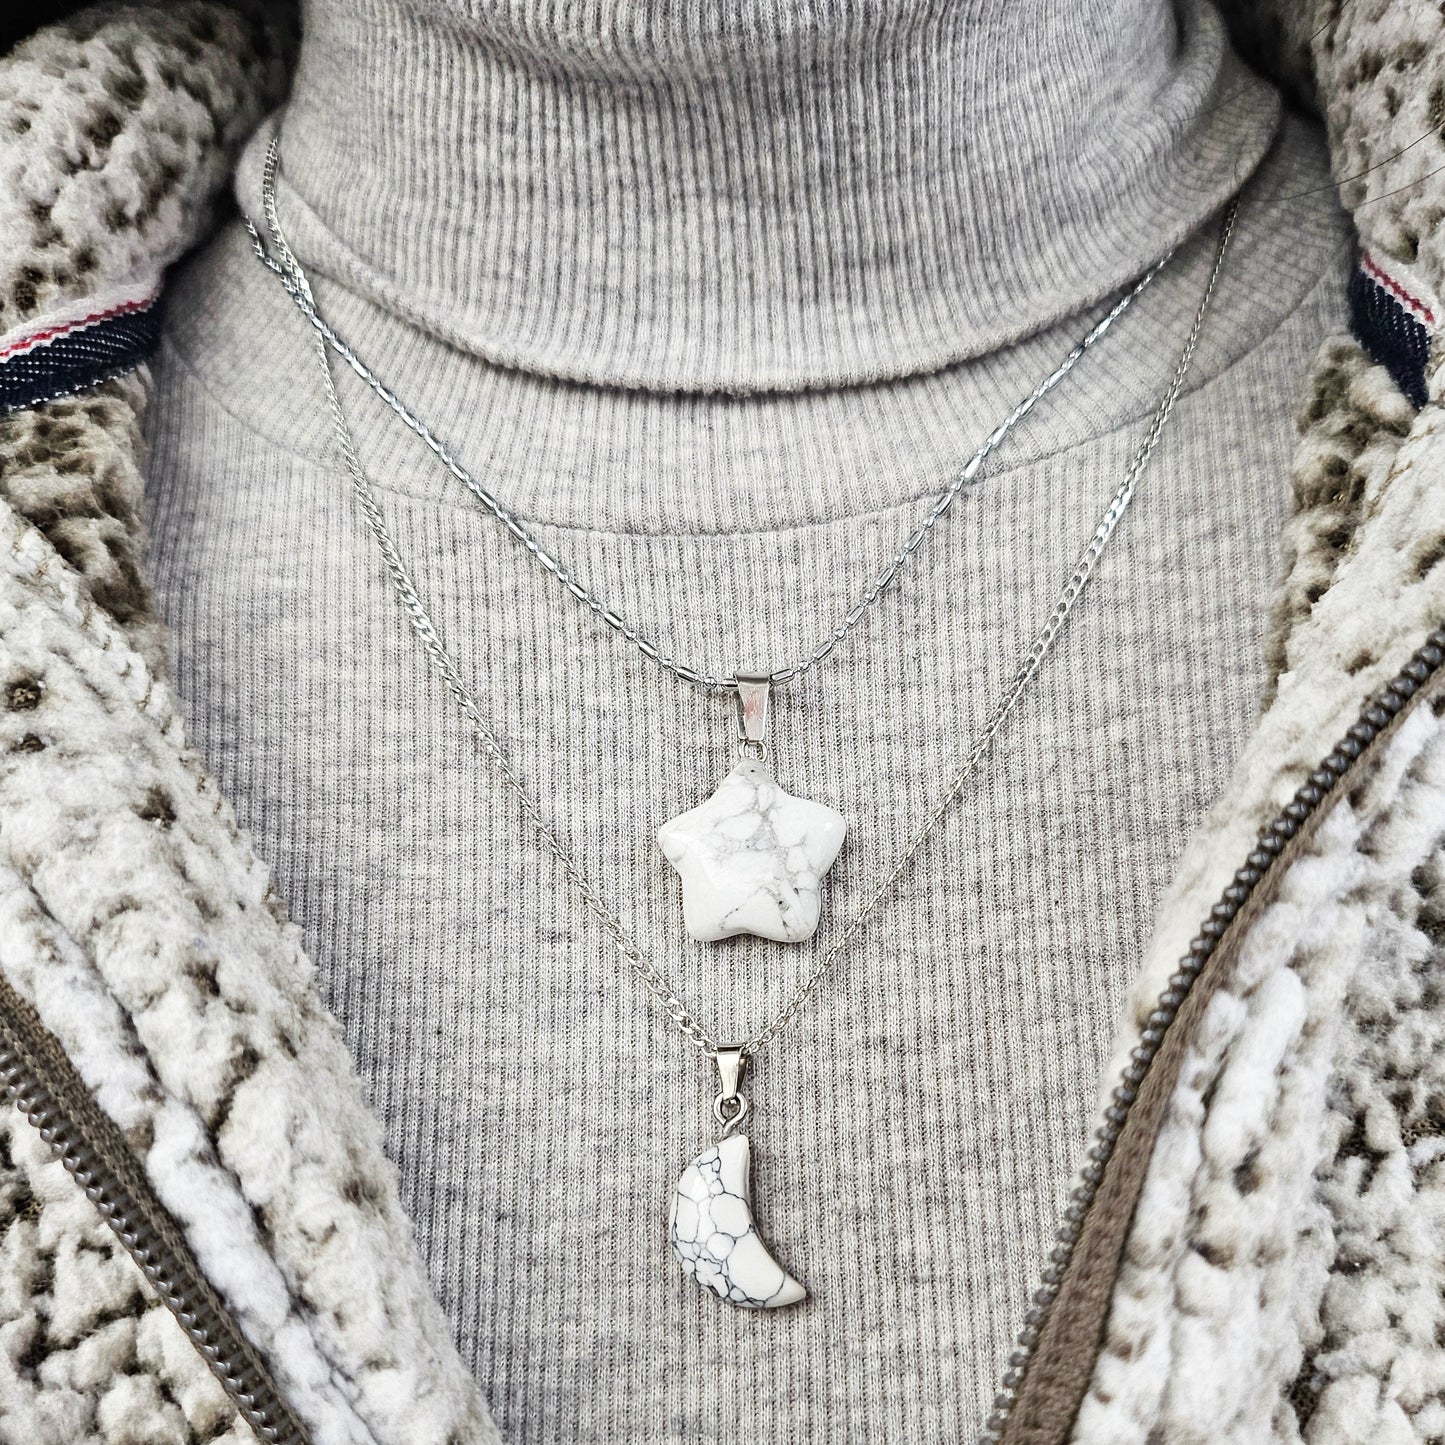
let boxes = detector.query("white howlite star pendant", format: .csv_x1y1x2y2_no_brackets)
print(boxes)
658,759,847,943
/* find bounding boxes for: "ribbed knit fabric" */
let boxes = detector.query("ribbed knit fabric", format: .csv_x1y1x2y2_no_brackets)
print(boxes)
142,4,1351,1440
264,0,1277,392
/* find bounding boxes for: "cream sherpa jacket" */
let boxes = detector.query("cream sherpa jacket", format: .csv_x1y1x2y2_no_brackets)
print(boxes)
1,3,1443,1443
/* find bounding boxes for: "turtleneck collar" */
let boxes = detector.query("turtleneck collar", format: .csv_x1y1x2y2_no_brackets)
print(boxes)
242,0,1278,394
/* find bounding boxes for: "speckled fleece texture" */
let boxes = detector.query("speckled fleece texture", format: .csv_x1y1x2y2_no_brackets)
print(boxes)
1073,2,1445,1438
0,8,497,1445
0,6,1442,1445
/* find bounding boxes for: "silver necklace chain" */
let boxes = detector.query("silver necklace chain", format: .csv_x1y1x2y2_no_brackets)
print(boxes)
251,142,1174,696
249,141,1236,1063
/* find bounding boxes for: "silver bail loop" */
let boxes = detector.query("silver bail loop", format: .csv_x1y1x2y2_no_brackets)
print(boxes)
712,1044,750,1137
734,673,772,762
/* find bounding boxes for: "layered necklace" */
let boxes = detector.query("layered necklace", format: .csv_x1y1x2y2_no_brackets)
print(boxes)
250,137,1237,1309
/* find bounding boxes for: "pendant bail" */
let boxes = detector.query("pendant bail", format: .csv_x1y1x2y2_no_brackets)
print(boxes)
734,672,772,761
712,1043,750,1137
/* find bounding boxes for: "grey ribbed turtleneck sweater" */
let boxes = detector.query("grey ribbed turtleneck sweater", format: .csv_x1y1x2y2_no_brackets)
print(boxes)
143,2,1350,1440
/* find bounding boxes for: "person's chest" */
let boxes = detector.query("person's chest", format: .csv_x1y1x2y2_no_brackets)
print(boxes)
144,300,1336,1440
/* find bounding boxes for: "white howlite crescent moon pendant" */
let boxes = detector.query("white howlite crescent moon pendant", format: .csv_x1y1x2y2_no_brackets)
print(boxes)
669,1134,807,1309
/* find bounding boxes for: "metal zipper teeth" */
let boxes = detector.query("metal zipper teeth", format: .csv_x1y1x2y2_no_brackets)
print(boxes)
0,999,313,1445
978,623,1445,1444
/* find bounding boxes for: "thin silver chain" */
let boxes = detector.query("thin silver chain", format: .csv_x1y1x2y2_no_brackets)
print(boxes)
252,140,1172,695
249,143,1236,1064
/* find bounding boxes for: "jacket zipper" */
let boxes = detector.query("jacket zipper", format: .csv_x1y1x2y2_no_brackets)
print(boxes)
983,621,1445,1444
0,973,313,1445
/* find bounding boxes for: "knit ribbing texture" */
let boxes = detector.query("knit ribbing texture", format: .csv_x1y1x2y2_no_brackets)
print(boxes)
143,3,1352,1437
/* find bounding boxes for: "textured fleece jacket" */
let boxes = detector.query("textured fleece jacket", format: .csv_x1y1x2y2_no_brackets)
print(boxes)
1,3,1444,1444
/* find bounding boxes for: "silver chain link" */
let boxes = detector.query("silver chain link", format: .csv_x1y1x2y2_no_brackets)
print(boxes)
251,144,1174,695
249,136,1235,1064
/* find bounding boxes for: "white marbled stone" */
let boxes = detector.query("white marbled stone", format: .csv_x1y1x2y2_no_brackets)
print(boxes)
657,760,847,943
669,1134,807,1309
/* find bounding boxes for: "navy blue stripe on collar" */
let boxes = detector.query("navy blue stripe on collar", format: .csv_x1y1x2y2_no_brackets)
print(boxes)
1348,251,1434,411
0,294,162,415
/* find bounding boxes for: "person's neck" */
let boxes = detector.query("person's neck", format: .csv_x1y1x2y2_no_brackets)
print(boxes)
256,0,1277,395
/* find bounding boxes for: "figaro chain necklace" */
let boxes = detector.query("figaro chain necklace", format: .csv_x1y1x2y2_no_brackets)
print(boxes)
253,139,1206,953
251,142,1237,1309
